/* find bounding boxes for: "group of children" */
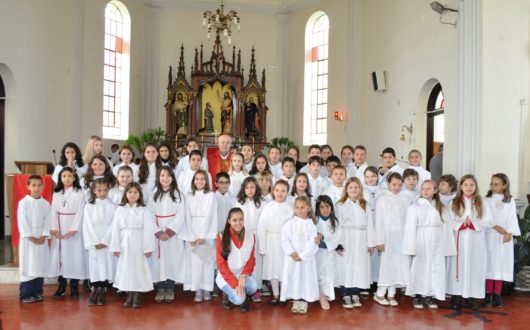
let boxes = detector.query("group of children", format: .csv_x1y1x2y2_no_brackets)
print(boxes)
17,135,520,315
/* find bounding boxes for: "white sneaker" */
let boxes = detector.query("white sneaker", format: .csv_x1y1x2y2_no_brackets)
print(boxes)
291,300,300,313
373,295,390,306
298,301,308,314
352,295,362,307
360,291,370,296
342,295,354,309
389,298,399,307
203,290,212,301
194,290,203,303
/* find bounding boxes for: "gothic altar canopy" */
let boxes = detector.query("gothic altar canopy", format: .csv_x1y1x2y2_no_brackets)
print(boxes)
165,36,268,145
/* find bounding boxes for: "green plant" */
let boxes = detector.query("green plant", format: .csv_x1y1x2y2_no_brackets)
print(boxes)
270,136,295,155
514,205,530,273
126,127,166,153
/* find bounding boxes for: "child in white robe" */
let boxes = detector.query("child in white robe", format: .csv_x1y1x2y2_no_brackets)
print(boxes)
289,173,315,210
341,145,356,178
307,156,328,197
377,147,404,190
353,145,369,185
52,142,88,183
241,143,255,173
336,178,375,309
273,157,296,191
401,168,420,205
446,175,494,310
363,166,384,289
83,178,116,306
48,167,86,298
484,173,520,307
138,143,161,200
183,170,218,302
257,170,273,204
322,165,347,205
403,180,456,309
407,149,431,188
215,172,235,233
437,174,457,208
110,182,155,308
148,166,187,303
109,166,133,205
373,173,410,307
174,136,209,178
257,180,293,305
234,176,265,301
228,153,250,197
18,175,51,303
80,154,116,203
268,146,283,178
178,150,213,195
280,196,319,314
112,145,139,182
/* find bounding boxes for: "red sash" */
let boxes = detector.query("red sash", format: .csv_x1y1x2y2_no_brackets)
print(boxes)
455,222,476,281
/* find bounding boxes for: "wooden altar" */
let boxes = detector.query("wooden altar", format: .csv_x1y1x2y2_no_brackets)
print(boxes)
165,36,268,149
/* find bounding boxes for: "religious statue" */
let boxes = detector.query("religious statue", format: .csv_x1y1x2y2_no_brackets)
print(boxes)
218,90,233,134
200,102,214,133
174,92,188,134
244,97,258,137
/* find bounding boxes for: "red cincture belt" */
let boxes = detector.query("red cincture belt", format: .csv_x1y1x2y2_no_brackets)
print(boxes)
455,222,476,281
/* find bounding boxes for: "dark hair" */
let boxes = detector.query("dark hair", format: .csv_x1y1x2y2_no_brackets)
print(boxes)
221,207,245,260
191,169,211,194
249,153,271,175
281,156,295,167
291,173,312,197
153,166,182,203
159,141,177,168
120,182,145,206
387,172,403,184
189,149,203,160
315,195,338,232
486,173,512,203
117,144,136,163
326,155,341,165
364,166,379,179
114,165,133,188
354,145,366,153
216,171,230,184
307,156,323,166
341,145,354,155
272,179,290,200
83,154,117,190
139,143,161,184
287,146,300,158
54,167,81,192
321,144,333,155
59,142,85,167
332,164,347,175
89,178,110,204
27,174,43,185
185,136,199,147
381,147,396,158
111,143,119,149
438,174,457,192
237,176,263,208
452,174,483,219
268,145,281,154
403,168,419,179
308,144,321,153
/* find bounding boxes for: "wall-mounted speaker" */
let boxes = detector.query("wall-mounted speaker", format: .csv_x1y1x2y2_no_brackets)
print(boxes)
371,71,387,92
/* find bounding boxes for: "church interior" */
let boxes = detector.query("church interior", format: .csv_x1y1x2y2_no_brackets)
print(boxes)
1,0,530,328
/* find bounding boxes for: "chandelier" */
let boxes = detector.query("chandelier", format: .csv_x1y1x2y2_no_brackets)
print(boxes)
202,0,240,44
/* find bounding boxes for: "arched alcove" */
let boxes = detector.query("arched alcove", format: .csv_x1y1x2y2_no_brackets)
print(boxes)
413,78,441,168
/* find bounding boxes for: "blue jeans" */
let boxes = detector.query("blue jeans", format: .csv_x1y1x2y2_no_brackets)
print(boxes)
157,279,176,290
20,278,44,300
340,286,360,297
221,276,257,305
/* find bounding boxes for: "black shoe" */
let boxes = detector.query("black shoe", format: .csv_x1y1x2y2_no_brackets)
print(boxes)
464,298,479,310
34,294,44,302
492,294,504,308
278,300,287,307
484,293,493,307
240,297,250,312
97,288,107,306
88,288,98,306
123,292,133,307
132,292,143,308
83,280,92,292
53,286,66,299
413,296,424,309
451,295,462,310
222,293,231,310
71,285,80,298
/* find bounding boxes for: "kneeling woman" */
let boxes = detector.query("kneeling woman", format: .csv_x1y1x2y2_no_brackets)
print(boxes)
216,207,257,312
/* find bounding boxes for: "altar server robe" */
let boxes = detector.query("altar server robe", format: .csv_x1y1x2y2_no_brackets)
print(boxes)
228,171,249,197
315,216,341,300
378,164,404,190
364,184,384,283
140,163,157,200
215,191,235,233
113,162,139,182
322,185,343,206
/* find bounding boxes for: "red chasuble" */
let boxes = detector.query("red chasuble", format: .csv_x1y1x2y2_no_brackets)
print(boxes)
207,147,232,191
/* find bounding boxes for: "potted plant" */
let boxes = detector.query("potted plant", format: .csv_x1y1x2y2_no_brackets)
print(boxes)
126,127,166,154
514,205,530,292
270,136,295,155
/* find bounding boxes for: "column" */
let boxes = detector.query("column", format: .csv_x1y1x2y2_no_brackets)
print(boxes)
275,13,292,138
144,6,162,130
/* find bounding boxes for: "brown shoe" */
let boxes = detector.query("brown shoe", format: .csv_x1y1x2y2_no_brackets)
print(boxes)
123,292,133,307
164,290,175,303
132,292,143,308
97,288,106,306
88,288,98,306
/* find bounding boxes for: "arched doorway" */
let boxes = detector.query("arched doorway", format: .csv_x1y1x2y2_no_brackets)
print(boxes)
426,83,445,170
0,73,5,239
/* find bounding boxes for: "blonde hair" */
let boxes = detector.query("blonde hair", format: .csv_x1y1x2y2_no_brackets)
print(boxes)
228,152,249,175
83,135,103,164
256,170,273,194
337,177,367,211
294,195,315,223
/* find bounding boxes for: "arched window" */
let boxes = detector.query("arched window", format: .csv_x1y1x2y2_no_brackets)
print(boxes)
426,83,445,167
103,1,130,140
304,12,329,145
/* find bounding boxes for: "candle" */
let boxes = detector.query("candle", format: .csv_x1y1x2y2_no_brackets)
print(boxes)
252,136,255,149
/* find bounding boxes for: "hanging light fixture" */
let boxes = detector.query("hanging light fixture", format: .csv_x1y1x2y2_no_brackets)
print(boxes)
202,0,240,45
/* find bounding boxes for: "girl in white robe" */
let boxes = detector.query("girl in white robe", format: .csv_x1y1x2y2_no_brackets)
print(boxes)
408,149,432,188
484,173,520,307
374,173,410,307
112,145,139,182
257,180,293,306
147,166,187,303
18,176,51,302
335,178,375,309
80,154,116,203
110,182,155,308
182,170,218,302
314,195,341,310
52,142,88,183
403,180,457,309
48,167,87,298
178,150,213,195
228,153,249,197
234,176,265,299
280,196,319,314
82,178,116,306
138,143,161,200
109,166,133,205
256,171,273,205
363,166,384,287
446,175,494,310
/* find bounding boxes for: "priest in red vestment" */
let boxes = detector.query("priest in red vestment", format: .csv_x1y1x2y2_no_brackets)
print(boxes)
208,134,233,191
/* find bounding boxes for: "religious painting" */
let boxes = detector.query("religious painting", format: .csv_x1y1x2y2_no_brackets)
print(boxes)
174,89,190,135
244,92,259,137
199,81,236,135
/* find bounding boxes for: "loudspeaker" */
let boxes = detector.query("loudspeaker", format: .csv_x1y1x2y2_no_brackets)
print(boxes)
371,71,387,91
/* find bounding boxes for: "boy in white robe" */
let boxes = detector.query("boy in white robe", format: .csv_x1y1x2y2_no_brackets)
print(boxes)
178,150,213,195
273,157,296,191
322,165,346,205
18,175,51,303
408,149,431,188
378,147,404,189
437,174,457,208
215,172,235,233
400,168,420,205
307,156,328,197
353,145,369,185
268,146,283,178
174,137,209,178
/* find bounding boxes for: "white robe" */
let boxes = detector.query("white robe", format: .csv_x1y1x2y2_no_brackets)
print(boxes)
48,188,87,279
280,216,319,302
375,191,410,287
79,175,104,203
364,184,384,283
408,165,431,187
261,194,273,204
183,191,218,291
354,163,369,185
378,163,404,189
269,162,282,178
215,191,235,233
52,162,88,183
300,164,328,178
343,162,356,178
228,171,249,197
109,204,155,292
82,198,116,282
400,188,420,206
17,196,51,282
257,201,293,280
336,199,375,289
322,184,343,206
140,163,157,201
446,197,494,298
215,231,255,289
439,193,456,209
244,160,254,173
108,186,125,205
485,195,520,281
403,198,456,299
308,173,328,198
177,168,213,196
174,155,209,178
147,190,187,283
315,216,341,300
273,174,294,192
113,162,139,182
